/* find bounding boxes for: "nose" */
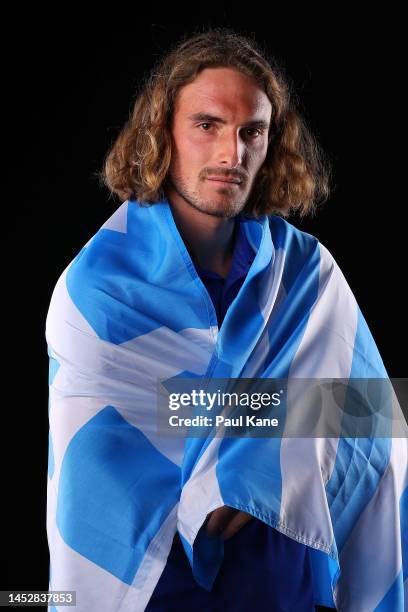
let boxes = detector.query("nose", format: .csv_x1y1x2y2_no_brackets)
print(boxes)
216,129,244,168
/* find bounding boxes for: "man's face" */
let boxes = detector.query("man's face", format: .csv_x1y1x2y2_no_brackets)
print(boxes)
166,67,272,218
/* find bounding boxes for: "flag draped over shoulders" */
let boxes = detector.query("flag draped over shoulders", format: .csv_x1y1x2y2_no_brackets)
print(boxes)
45,198,408,611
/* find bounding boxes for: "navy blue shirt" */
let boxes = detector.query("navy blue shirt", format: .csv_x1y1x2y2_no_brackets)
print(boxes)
193,220,255,329
146,219,320,612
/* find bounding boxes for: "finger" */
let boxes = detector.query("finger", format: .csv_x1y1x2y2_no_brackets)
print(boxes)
205,505,238,537
221,511,254,540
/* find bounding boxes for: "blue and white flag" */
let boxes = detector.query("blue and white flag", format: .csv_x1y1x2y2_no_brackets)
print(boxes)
45,198,408,611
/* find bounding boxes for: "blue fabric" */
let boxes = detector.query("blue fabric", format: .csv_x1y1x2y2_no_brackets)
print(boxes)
193,219,255,329
46,198,407,611
146,217,317,611
145,519,315,612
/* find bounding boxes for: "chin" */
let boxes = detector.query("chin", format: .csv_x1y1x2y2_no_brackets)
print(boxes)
201,202,242,219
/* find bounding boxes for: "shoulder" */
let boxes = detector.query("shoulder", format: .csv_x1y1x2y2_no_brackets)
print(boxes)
268,214,339,266
268,214,326,259
266,214,353,303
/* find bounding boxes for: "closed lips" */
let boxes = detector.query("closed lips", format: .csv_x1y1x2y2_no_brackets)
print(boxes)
207,177,241,183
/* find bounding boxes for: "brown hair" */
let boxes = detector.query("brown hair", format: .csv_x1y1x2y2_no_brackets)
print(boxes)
98,27,333,218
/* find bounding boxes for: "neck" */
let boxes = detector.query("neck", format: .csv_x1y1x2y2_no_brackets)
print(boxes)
166,191,237,279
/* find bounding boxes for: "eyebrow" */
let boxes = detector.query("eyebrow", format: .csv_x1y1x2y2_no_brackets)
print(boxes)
187,112,270,130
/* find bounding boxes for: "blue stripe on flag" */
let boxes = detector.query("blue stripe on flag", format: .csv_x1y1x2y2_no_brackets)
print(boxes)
66,202,211,343
308,547,338,608
374,568,405,611
326,308,392,553
401,487,408,582
56,405,181,584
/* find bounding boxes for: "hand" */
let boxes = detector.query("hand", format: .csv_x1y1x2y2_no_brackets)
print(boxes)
204,505,254,540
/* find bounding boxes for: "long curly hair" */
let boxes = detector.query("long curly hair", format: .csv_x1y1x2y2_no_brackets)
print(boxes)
98,27,333,218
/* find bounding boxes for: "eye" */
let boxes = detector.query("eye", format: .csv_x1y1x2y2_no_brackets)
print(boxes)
198,122,213,131
244,128,262,138
197,123,263,139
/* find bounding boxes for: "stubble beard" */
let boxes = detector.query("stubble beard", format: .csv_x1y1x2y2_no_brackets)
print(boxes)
167,172,248,219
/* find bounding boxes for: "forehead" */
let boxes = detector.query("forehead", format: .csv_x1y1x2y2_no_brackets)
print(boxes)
174,67,272,119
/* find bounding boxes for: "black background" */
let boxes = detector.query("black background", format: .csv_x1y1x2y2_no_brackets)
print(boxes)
4,8,405,602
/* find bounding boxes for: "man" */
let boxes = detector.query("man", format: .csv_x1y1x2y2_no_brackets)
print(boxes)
162,61,275,540
46,28,407,611
142,62,323,611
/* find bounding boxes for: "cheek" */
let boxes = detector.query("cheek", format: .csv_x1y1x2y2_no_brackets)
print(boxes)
179,129,215,156
172,136,211,176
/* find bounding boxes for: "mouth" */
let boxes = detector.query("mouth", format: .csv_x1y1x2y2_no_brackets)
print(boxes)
206,177,242,186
